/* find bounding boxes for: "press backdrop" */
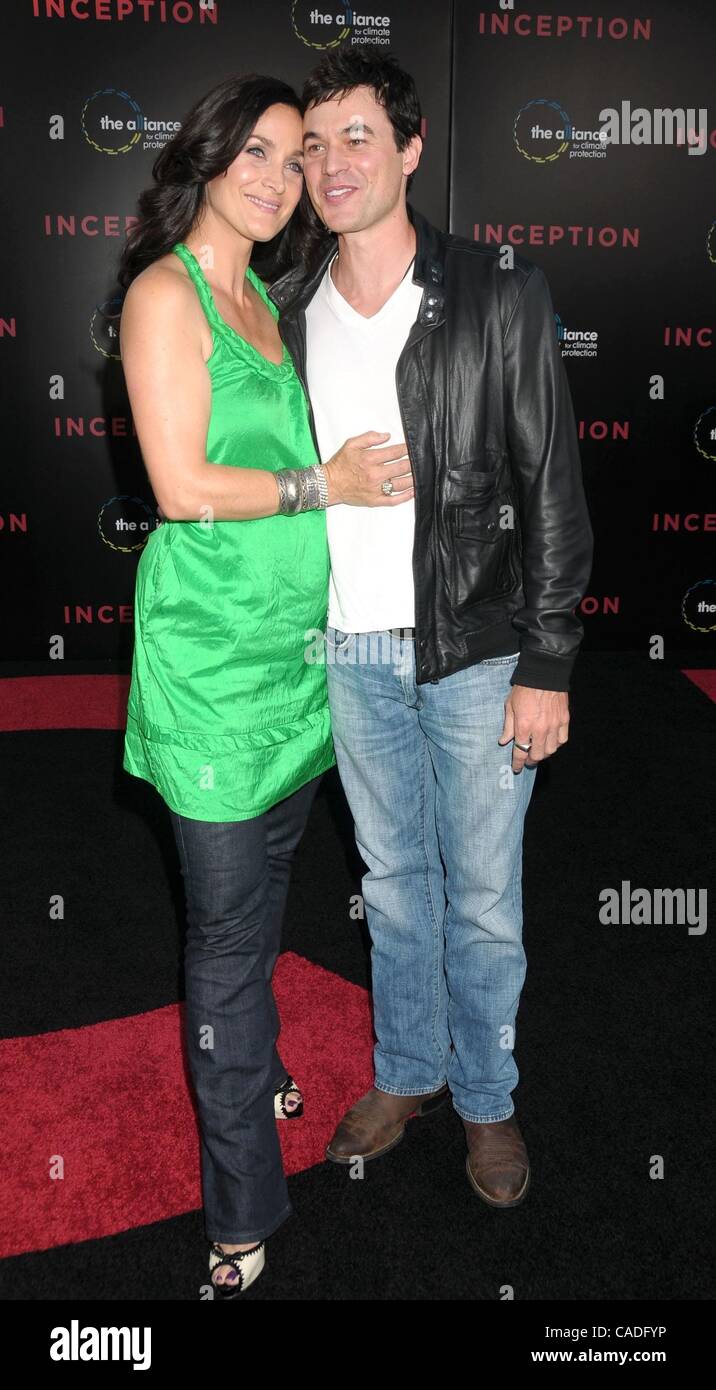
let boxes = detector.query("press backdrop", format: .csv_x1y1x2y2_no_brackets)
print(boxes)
1,0,713,661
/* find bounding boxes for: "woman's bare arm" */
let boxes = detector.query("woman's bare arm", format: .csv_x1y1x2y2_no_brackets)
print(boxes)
119,266,282,521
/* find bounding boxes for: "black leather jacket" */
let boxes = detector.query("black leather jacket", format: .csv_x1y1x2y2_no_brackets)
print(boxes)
268,203,594,691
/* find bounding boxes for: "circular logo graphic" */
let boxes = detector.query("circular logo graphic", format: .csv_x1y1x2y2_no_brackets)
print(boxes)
291,1,351,49
90,297,123,360
514,99,572,163
98,497,158,553
694,406,716,462
681,578,716,633
81,89,143,155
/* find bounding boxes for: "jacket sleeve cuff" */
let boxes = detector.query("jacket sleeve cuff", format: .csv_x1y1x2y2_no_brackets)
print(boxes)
510,649,575,692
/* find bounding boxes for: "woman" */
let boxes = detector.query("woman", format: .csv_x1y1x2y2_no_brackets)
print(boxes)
118,74,412,1298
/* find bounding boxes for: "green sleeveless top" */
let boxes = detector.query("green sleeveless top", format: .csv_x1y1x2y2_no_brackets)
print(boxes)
123,241,334,821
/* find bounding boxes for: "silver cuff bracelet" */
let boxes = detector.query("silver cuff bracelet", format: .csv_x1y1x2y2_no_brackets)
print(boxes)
275,464,328,514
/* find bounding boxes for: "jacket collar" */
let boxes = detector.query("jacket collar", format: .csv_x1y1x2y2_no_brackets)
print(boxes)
267,202,446,325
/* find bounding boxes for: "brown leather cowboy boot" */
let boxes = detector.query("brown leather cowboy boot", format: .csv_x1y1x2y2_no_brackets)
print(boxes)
463,1114,530,1207
326,1084,450,1163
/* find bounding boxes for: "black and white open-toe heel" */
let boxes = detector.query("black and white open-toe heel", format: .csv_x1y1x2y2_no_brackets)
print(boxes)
274,1074,303,1120
208,1241,265,1299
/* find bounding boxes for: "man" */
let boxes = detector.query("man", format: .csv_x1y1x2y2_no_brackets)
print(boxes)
268,50,593,1207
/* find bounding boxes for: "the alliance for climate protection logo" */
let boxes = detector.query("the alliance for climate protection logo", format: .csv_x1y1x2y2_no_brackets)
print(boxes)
513,99,605,163
694,406,716,462
682,579,716,634
555,313,599,360
290,2,391,49
90,297,123,360
81,88,180,155
98,496,158,553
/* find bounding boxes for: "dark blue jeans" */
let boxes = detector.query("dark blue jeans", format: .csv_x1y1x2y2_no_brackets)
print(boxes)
168,775,320,1244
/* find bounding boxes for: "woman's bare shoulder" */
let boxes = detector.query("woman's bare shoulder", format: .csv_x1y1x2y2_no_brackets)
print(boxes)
123,251,194,313
120,252,212,364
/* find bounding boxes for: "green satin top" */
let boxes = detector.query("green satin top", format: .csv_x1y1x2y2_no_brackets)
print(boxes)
123,241,334,820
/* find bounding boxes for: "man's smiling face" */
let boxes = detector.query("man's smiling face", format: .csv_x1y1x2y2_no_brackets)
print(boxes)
302,84,420,233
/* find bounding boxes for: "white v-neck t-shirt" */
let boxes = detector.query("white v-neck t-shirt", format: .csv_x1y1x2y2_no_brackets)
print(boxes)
304,251,423,632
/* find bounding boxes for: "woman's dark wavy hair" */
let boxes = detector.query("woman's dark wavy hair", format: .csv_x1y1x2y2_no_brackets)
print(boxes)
117,73,330,291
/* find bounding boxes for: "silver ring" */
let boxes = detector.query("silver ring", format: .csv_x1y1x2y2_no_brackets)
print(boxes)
514,739,531,752
381,479,394,496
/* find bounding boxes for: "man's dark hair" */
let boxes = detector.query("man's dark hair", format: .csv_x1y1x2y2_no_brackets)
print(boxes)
302,49,422,195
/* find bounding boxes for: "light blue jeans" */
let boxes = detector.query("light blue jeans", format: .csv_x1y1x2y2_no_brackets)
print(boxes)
325,628,537,1124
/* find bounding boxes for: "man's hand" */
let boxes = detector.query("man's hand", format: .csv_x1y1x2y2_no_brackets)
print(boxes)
498,685,570,774
322,431,414,507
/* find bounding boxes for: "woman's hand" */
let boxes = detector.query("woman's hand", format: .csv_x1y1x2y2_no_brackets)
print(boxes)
322,432,415,506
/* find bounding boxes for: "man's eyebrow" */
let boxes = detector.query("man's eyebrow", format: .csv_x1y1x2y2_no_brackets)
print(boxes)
303,122,376,142
249,133,304,158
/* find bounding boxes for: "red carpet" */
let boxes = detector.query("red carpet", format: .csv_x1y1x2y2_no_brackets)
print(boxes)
1,671,712,733
681,669,716,703
1,952,373,1258
0,675,130,731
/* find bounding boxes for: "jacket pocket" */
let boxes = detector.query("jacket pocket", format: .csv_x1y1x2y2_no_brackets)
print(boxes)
446,469,518,609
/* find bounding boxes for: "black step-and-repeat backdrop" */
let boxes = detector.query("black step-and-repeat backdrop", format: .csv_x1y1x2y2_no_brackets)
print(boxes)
449,0,715,653
1,1,713,661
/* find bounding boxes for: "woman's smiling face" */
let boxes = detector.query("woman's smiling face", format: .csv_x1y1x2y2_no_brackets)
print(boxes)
206,102,305,243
